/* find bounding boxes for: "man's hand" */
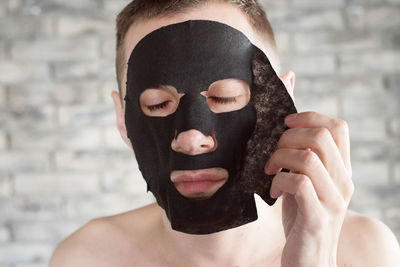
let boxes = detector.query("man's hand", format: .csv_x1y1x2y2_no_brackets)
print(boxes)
265,112,354,267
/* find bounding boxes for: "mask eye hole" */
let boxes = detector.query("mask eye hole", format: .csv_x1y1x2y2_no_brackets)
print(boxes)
201,78,251,114
139,85,184,117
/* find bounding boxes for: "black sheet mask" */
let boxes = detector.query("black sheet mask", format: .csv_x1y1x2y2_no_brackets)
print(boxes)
125,20,297,234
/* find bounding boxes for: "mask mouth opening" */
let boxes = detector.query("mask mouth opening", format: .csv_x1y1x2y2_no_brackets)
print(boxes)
170,167,229,200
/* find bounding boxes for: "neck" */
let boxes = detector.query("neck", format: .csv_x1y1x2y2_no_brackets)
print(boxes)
159,195,285,265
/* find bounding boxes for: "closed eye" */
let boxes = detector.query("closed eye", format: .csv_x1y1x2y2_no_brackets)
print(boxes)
208,96,237,104
201,78,250,114
147,101,171,111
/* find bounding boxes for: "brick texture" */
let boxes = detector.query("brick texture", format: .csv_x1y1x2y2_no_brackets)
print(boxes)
1,0,399,265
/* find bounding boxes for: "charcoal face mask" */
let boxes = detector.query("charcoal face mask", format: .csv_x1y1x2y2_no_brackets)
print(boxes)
125,20,297,234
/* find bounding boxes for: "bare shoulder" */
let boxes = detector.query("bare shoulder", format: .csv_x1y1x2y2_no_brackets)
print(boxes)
338,209,400,267
49,203,161,267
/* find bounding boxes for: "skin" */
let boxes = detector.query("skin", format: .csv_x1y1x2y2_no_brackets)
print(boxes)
50,1,400,266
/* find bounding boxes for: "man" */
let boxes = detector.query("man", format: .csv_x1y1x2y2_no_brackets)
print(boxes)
50,0,400,266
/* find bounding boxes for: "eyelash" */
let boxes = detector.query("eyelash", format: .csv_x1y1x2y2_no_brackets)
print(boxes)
208,96,237,104
145,96,236,112
147,101,170,111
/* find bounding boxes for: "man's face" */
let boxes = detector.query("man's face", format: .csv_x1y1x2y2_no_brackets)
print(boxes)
140,78,251,200
119,2,280,200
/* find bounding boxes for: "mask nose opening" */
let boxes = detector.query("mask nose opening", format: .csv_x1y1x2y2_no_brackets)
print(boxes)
171,128,218,155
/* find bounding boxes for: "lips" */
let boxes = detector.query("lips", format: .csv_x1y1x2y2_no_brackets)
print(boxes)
171,169,228,199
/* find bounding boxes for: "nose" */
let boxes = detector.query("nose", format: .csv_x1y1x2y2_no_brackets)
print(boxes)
171,129,217,155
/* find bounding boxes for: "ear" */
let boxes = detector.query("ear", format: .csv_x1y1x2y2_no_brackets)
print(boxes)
280,71,295,101
111,91,132,148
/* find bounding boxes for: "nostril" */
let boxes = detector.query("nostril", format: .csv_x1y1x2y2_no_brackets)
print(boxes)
210,129,218,151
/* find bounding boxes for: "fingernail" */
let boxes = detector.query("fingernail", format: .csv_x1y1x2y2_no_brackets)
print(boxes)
270,188,276,198
270,189,281,199
285,113,298,125
265,164,273,175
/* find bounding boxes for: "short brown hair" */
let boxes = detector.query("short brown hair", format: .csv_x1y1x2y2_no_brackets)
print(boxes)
115,0,278,95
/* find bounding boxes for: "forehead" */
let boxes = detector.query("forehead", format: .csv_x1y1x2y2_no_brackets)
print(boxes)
120,2,274,99
126,20,254,98
123,2,261,63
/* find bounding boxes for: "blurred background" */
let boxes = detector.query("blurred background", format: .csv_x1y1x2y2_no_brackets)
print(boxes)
0,0,399,266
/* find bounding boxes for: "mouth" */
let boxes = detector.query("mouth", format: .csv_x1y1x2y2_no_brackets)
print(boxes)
171,168,228,200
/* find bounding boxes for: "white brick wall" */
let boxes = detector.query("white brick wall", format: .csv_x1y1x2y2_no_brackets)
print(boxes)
394,163,400,185
1,0,399,266
281,54,337,75
57,16,115,37
53,59,114,81
14,173,101,196
0,176,13,197
0,132,7,150
294,31,381,53
346,6,400,30
0,243,53,266
0,62,49,84
339,51,400,74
